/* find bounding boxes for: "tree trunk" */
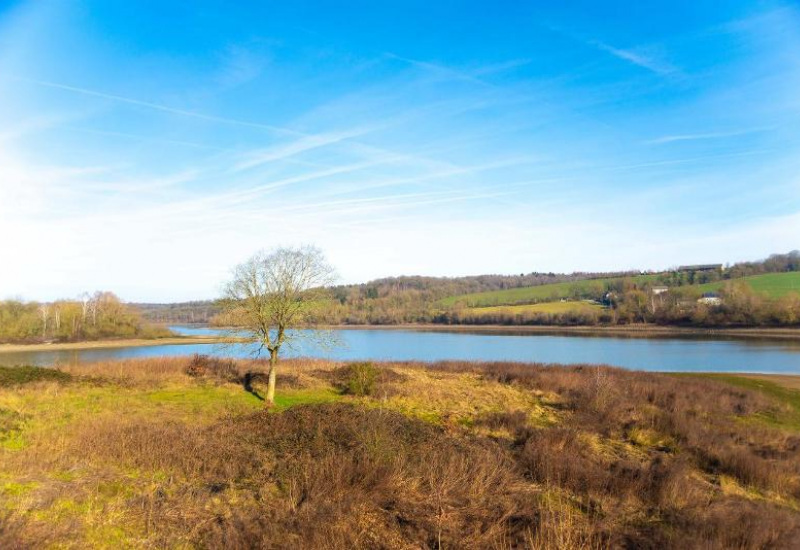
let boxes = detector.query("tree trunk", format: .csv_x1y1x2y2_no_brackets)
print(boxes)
266,349,278,406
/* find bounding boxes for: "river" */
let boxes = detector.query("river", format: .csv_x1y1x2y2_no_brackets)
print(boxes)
0,326,799,374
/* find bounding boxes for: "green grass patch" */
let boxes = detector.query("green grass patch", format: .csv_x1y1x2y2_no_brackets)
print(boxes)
469,301,605,315
272,388,341,411
0,365,72,387
439,275,656,307
0,383,266,450
678,373,800,431
0,480,38,498
696,272,800,299
147,385,262,408
148,383,341,413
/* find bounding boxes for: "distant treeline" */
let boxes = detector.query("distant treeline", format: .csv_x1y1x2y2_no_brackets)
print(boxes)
334,270,644,299
183,251,800,328
0,292,171,344
657,251,800,286
134,301,221,324
314,251,800,327
150,271,641,325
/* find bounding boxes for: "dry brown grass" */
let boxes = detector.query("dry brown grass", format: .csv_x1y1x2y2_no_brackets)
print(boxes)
1,357,799,548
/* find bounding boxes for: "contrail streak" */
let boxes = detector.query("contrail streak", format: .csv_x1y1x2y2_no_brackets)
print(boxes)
9,75,301,136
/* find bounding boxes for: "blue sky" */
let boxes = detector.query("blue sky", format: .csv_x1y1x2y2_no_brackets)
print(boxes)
1,0,799,301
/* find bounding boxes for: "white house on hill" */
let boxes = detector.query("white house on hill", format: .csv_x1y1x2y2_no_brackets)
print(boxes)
697,292,722,306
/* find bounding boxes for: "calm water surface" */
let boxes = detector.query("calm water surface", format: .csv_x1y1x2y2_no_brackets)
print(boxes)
1,326,799,374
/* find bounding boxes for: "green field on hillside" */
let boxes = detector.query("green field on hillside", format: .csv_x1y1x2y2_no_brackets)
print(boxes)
470,301,605,316
441,271,800,309
439,275,655,308
696,272,800,299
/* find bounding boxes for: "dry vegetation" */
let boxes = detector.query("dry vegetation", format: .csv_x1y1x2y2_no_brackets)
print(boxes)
1,357,799,548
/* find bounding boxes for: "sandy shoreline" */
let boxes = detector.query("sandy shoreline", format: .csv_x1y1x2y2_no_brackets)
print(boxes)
0,336,231,353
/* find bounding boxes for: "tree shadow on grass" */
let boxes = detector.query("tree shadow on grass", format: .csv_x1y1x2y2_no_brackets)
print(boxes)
242,372,266,401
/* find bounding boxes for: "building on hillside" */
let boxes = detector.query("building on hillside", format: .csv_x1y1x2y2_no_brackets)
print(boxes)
697,292,722,306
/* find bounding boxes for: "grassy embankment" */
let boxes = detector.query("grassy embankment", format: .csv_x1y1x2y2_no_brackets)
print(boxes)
1,358,800,548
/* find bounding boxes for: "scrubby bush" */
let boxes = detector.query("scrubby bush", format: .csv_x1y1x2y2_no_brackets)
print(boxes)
0,366,72,387
343,362,379,396
4,357,800,548
324,362,406,397
0,408,25,439
184,354,240,383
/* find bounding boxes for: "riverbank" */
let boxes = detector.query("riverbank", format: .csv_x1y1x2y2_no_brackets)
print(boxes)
0,335,231,353
1,358,798,548
330,323,800,341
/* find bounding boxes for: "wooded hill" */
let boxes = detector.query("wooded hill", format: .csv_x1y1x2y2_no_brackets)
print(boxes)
134,251,800,328
135,270,644,324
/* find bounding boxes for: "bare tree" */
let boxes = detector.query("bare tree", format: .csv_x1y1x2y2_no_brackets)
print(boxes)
221,246,336,405
88,293,100,327
79,292,91,326
38,304,49,339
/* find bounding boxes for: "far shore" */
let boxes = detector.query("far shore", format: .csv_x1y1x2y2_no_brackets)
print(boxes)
327,323,800,341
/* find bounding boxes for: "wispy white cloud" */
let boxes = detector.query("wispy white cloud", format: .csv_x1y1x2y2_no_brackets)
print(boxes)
216,160,384,203
214,44,269,88
472,59,532,76
384,52,495,87
9,75,299,135
646,128,766,144
233,127,374,171
542,23,680,77
2,2,798,301
590,40,679,76
64,126,239,152
0,111,86,142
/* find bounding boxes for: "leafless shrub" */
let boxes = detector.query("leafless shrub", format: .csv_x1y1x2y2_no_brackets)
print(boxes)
181,404,544,549
0,514,31,550
323,363,408,397
6,358,800,548
184,353,240,382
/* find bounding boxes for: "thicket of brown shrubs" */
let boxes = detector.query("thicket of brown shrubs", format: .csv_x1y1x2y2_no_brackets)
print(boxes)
3,359,800,548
